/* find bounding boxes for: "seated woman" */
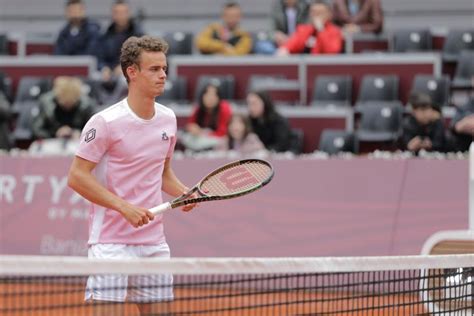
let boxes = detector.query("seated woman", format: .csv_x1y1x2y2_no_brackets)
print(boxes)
216,113,266,155
246,90,293,152
181,83,233,151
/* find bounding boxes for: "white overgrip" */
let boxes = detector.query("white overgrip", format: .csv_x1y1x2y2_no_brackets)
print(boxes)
150,202,172,215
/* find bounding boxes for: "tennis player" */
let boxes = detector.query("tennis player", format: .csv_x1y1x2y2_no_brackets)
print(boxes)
68,35,196,315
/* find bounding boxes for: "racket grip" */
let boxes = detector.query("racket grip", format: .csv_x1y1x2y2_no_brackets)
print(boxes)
150,202,172,215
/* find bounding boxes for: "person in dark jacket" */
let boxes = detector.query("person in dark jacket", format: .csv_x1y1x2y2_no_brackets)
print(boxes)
96,0,144,80
54,0,101,56
32,77,95,140
0,91,12,151
332,0,384,34
402,92,445,153
450,97,474,152
246,90,293,152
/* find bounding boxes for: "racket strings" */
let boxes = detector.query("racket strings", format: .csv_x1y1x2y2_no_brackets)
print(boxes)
201,161,272,196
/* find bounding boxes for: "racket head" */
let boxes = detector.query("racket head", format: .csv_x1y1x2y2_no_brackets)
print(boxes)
196,159,274,199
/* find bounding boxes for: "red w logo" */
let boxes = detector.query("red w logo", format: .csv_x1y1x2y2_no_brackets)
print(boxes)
219,166,259,191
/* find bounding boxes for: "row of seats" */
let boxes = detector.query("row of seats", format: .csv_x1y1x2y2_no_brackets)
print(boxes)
4,70,465,112
1,28,473,59
158,73,454,108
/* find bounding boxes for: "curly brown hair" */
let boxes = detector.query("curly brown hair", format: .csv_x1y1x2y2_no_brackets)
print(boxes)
120,35,169,82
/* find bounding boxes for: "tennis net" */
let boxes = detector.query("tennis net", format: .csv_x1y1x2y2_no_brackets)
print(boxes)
0,254,472,315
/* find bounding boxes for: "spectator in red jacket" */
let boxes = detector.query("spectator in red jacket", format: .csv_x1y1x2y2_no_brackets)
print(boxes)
276,0,343,56
181,83,232,151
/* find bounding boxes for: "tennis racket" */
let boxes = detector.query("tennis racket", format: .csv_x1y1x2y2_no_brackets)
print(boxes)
150,159,274,215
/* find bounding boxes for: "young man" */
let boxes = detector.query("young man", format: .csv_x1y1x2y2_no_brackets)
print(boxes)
195,2,252,55
68,35,196,315
54,0,101,56
402,92,445,153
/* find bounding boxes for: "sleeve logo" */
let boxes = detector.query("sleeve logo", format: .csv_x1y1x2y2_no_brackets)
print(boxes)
85,128,96,143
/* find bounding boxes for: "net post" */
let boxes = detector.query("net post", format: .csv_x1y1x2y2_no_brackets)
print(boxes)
470,142,474,230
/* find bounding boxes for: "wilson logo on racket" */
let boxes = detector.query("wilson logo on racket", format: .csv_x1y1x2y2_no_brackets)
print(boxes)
150,159,274,215
219,166,259,190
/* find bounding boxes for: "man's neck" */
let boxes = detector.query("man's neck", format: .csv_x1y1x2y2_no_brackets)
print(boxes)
127,88,155,120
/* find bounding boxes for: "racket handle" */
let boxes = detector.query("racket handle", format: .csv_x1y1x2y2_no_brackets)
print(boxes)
150,202,172,215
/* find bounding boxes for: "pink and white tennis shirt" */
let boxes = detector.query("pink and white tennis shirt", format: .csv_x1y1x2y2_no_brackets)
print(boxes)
76,98,177,246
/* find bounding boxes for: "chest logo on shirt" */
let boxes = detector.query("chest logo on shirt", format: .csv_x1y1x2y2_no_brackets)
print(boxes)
162,132,169,141
85,128,96,143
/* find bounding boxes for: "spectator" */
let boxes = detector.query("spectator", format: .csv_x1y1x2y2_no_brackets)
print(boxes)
276,0,343,56
216,113,266,154
246,90,293,152
402,92,445,153
196,2,252,55
97,0,144,80
254,0,309,54
54,0,101,56
0,91,12,150
450,97,474,152
332,0,383,34
180,83,233,151
32,76,95,140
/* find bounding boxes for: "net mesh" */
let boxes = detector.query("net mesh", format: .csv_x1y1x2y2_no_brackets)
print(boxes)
0,255,472,316
200,160,272,196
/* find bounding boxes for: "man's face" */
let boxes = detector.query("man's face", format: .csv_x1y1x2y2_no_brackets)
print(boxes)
222,6,241,30
112,3,130,28
129,51,167,97
310,3,331,24
66,3,85,24
413,107,432,125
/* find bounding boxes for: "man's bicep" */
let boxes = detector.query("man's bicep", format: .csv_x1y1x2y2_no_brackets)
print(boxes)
70,156,98,175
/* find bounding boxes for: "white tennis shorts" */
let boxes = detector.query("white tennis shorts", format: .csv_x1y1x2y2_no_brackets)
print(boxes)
85,243,173,303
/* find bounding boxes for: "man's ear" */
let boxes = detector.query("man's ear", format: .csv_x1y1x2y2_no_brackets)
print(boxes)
126,65,138,81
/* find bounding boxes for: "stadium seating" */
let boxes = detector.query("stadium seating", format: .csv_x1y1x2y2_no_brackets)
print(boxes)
356,101,403,143
392,29,432,52
356,75,400,107
452,50,474,89
442,29,474,62
246,75,300,104
289,128,304,155
194,75,236,100
0,34,8,55
12,101,39,142
13,76,52,113
163,31,194,55
155,76,188,104
311,75,352,108
0,72,12,102
410,75,451,108
318,129,357,154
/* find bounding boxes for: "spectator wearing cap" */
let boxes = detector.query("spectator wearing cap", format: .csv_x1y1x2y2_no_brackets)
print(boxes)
332,0,384,34
276,0,343,56
54,0,101,56
196,2,252,55
402,92,445,153
32,77,96,140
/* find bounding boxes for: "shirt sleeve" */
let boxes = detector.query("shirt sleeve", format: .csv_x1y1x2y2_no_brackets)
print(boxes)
76,114,109,163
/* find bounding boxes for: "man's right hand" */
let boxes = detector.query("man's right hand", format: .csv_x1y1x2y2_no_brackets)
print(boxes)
119,203,155,228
